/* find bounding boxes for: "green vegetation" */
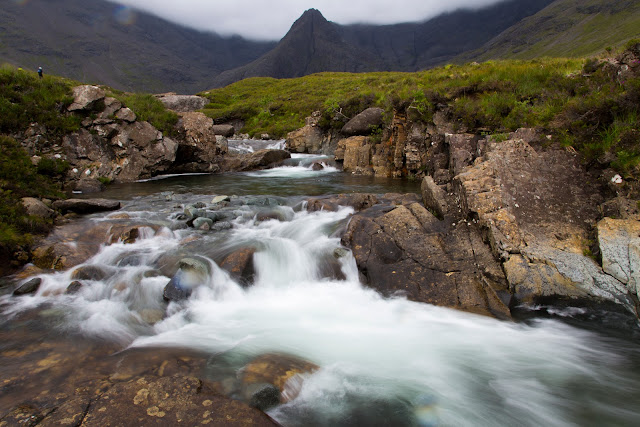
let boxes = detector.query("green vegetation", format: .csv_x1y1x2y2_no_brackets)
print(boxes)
0,64,82,136
0,135,65,251
109,92,179,137
467,0,640,61
200,59,585,138
201,51,640,175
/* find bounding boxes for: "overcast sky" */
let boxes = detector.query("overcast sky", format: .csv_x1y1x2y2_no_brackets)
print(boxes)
109,0,508,40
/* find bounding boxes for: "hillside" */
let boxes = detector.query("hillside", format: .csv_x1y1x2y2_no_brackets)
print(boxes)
212,0,554,87
0,0,275,93
463,0,640,61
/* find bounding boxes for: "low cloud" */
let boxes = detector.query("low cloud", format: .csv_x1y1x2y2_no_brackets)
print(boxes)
109,0,509,40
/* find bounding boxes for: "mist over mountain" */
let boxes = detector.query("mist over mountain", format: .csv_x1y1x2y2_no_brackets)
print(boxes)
211,0,555,87
0,0,275,93
2,0,637,92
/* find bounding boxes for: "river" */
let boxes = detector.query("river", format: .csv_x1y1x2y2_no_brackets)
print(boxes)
1,140,640,426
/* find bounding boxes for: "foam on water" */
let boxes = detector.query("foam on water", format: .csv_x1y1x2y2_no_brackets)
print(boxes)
2,198,640,426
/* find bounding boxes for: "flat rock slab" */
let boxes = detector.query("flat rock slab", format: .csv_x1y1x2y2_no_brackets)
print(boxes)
53,198,121,214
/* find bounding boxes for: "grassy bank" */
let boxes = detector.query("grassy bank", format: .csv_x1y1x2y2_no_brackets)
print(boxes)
200,46,640,177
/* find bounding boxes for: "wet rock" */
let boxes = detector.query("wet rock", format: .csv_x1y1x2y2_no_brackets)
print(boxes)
21,197,55,219
81,375,277,426
220,248,256,286
156,93,210,112
246,383,281,411
13,277,42,296
342,107,384,136
212,221,233,232
311,161,324,171
109,227,140,244
66,281,84,294
52,198,121,214
71,265,109,281
255,210,286,222
241,353,319,405
163,257,211,302
597,218,640,305
68,85,105,112
342,202,511,318
222,149,291,172
192,217,213,230
211,195,231,204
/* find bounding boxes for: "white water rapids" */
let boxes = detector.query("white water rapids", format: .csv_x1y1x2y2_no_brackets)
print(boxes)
2,154,640,426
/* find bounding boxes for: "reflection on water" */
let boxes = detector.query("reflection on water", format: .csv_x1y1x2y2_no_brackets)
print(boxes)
96,155,421,201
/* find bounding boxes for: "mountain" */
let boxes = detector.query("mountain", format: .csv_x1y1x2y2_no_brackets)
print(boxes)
462,0,640,61
212,9,384,88
211,0,555,87
0,0,275,93
336,0,555,71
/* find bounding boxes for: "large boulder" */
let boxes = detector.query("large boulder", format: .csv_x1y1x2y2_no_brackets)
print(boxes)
52,198,121,214
341,107,384,136
220,247,256,286
212,124,235,137
286,111,324,153
222,149,291,172
68,85,106,112
598,218,640,306
454,138,637,315
341,195,511,319
337,136,373,175
21,197,55,219
81,375,277,426
172,112,225,173
156,93,210,112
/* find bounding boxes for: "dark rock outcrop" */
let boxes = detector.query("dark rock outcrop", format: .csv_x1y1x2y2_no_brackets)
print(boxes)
52,198,121,214
341,197,511,319
220,248,256,286
222,149,291,172
341,107,384,136
212,124,235,137
13,277,42,296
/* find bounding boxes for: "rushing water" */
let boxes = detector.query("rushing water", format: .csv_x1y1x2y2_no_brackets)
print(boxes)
2,141,640,426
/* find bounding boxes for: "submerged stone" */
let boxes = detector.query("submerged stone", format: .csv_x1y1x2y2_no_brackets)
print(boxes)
163,257,212,302
13,278,42,296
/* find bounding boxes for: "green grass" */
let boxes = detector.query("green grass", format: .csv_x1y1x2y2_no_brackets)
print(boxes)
0,64,82,136
200,52,640,175
0,135,66,251
199,58,585,138
108,92,179,137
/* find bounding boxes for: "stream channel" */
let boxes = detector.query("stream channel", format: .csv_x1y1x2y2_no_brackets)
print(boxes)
1,139,640,426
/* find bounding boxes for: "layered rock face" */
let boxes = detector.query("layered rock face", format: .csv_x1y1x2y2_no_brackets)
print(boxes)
18,85,288,189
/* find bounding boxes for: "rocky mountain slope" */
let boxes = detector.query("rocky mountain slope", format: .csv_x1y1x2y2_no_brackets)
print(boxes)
461,0,640,61
212,1,554,87
0,0,275,93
